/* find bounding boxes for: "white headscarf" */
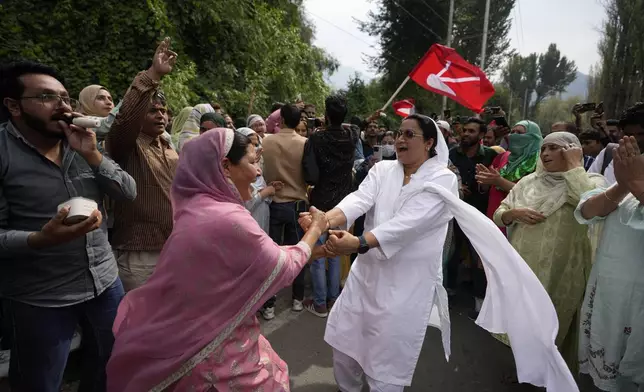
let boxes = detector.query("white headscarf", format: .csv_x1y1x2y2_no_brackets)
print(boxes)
236,127,256,138
431,118,449,167
436,120,451,135
399,122,578,391
502,132,603,217
178,103,214,151
247,114,263,128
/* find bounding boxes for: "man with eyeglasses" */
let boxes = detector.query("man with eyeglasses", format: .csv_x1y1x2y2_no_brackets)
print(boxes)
105,38,179,292
0,60,136,391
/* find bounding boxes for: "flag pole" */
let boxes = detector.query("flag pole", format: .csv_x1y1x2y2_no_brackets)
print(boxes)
480,0,491,70
441,0,455,115
381,76,411,111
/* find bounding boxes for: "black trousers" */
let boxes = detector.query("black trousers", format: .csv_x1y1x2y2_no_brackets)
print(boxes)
448,222,487,299
269,200,308,301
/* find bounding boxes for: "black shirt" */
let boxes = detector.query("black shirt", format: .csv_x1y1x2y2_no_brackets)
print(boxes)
449,144,498,213
307,126,356,212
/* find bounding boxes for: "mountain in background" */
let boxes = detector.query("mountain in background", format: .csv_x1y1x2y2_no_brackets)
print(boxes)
561,71,589,100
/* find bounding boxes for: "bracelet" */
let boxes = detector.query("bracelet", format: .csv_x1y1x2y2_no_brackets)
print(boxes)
603,191,619,205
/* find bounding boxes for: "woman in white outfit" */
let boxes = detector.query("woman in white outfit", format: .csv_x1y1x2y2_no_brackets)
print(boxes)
300,114,578,392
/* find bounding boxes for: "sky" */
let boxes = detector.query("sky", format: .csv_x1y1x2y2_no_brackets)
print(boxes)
305,0,606,87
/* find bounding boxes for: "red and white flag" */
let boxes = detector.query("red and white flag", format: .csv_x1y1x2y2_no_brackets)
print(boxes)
409,44,495,113
392,98,416,118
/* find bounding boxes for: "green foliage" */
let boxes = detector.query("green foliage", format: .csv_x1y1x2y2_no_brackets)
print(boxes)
591,0,644,117
336,75,400,130
534,44,577,113
0,0,337,118
502,43,577,118
534,95,584,134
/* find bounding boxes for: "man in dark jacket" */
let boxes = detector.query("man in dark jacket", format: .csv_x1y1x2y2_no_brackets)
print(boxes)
302,95,355,317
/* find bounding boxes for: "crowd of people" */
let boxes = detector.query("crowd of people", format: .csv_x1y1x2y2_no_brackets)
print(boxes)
0,37,642,392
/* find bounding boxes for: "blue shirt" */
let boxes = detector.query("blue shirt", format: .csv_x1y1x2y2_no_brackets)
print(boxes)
0,121,137,306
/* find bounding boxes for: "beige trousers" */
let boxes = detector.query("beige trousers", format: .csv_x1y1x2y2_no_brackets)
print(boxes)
114,250,161,292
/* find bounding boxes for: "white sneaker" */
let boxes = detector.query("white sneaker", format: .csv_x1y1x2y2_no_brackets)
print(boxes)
261,306,275,320
292,299,304,312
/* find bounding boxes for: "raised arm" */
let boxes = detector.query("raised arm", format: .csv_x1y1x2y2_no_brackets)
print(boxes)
563,167,606,206
106,38,176,162
577,184,628,221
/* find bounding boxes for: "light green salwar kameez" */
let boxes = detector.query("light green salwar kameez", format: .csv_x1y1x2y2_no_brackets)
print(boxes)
492,132,606,373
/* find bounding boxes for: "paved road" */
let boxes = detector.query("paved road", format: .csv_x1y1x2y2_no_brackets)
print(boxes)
263,288,542,392
1,286,597,392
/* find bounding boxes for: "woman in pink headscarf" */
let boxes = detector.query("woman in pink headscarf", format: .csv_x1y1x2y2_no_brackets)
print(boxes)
106,128,329,391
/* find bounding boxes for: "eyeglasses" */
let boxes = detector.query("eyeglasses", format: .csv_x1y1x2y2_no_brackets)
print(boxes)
397,129,423,139
20,94,80,111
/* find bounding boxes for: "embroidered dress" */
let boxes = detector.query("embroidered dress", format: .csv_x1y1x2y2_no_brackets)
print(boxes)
575,189,644,391
107,129,311,391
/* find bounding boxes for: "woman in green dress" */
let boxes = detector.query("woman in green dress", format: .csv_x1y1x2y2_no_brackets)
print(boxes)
493,132,606,372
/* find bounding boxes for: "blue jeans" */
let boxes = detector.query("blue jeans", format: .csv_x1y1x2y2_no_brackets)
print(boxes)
310,232,341,307
4,278,124,392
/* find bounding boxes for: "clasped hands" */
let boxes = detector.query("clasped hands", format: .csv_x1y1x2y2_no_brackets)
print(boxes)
298,208,359,258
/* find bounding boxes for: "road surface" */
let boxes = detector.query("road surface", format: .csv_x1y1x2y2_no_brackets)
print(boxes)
2,286,599,391
264,288,543,392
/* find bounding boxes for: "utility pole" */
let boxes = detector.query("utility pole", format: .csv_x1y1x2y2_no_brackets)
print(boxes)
480,0,491,70
442,0,455,115
523,89,529,119
508,90,513,125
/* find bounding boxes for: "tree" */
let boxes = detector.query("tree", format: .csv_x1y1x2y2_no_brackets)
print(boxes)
591,0,644,118
450,0,515,72
501,43,576,118
502,53,537,117
0,0,338,117
342,74,370,120
534,96,584,134
358,0,514,114
533,44,577,116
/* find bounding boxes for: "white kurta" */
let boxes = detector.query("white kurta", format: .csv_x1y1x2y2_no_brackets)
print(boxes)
324,159,458,386
587,146,616,185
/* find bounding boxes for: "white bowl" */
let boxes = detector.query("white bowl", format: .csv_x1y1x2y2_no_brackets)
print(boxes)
57,197,98,225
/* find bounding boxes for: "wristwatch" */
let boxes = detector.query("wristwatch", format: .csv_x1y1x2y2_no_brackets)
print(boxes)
357,235,370,254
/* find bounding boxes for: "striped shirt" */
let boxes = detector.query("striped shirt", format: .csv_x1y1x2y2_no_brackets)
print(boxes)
106,71,178,251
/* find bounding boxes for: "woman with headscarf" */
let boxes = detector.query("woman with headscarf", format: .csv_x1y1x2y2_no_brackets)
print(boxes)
238,126,283,321
107,129,329,391
493,132,606,372
199,112,226,134
78,84,116,142
248,113,268,140
476,120,543,234
298,116,577,391
169,106,192,147
177,103,214,151
79,84,115,117
574,136,644,391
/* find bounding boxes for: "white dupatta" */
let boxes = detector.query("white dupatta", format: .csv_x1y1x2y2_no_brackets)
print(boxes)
407,119,578,392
